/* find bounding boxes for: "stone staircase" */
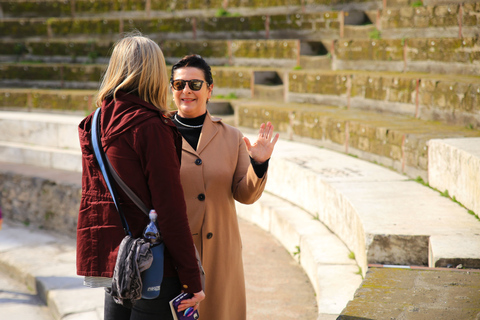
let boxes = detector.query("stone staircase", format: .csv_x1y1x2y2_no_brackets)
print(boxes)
1,0,480,318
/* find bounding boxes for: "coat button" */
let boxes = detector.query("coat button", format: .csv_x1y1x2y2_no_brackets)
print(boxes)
198,193,205,201
206,233,213,239
195,158,202,165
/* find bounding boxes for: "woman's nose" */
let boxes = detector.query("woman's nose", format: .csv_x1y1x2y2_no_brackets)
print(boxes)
183,82,193,93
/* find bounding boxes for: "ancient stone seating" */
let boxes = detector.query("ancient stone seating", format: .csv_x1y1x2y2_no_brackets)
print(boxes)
1,0,480,317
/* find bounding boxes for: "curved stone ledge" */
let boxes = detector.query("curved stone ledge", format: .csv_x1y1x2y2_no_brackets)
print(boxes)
428,137,480,218
236,192,362,315
247,133,480,274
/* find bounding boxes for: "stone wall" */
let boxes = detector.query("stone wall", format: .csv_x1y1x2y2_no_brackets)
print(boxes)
0,89,96,112
0,168,81,238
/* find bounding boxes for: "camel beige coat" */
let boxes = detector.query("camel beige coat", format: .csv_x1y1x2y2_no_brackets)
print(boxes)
179,112,267,320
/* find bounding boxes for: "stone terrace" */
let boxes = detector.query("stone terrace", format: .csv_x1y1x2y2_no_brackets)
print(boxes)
1,0,480,318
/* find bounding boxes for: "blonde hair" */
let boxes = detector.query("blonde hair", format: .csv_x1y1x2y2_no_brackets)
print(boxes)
96,32,168,113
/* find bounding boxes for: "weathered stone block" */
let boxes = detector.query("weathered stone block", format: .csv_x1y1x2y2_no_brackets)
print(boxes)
0,90,28,108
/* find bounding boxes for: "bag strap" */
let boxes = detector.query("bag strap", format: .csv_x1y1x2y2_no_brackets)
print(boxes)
105,158,150,216
92,107,151,236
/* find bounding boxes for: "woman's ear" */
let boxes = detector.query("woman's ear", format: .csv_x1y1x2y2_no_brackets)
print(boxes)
207,83,214,99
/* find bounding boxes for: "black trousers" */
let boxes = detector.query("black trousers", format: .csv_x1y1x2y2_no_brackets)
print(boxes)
104,277,182,320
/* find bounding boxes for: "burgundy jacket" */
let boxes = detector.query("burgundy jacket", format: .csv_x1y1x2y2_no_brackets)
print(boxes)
77,91,202,293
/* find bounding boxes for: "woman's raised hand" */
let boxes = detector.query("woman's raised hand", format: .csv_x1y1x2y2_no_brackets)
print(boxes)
243,122,279,164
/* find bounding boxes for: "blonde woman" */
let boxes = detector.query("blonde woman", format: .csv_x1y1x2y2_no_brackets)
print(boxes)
77,33,204,320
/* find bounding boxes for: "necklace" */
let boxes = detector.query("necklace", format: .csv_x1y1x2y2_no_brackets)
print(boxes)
174,114,204,129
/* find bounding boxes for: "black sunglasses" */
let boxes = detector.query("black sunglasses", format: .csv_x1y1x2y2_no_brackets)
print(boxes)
171,79,205,91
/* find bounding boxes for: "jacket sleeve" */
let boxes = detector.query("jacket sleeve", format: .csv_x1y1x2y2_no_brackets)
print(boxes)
232,132,268,204
134,121,202,293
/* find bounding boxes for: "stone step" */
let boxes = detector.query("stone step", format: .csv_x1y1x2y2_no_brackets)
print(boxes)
0,63,104,90
0,88,97,112
0,38,303,67
1,2,477,42
234,100,480,180
0,140,81,172
387,0,480,7
0,64,256,97
428,137,480,224
287,69,480,129
379,2,480,38
247,134,480,275
332,37,480,76
338,266,480,319
236,191,363,315
0,0,380,19
3,64,480,129
2,88,480,180
0,111,82,172
2,36,478,77
0,111,81,150
0,12,343,41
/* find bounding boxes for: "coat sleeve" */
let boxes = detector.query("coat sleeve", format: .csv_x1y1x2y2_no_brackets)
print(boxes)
134,121,202,293
231,132,268,204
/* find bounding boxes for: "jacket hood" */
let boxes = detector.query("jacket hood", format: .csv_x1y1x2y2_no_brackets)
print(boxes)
79,91,169,151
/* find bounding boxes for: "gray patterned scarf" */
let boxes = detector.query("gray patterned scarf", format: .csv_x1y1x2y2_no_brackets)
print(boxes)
106,235,153,305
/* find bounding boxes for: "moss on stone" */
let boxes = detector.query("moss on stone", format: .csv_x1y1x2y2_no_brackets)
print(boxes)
211,67,252,89
161,40,229,58
231,40,298,59
0,20,48,38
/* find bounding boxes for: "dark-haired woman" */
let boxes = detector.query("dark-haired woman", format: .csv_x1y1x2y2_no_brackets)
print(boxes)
169,54,279,319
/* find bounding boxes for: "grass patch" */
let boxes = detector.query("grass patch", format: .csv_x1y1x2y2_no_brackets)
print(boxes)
411,1,423,7
413,176,480,222
368,28,381,40
293,245,300,258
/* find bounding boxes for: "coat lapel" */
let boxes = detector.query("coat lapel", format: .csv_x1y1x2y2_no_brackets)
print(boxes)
196,112,221,155
181,135,197,156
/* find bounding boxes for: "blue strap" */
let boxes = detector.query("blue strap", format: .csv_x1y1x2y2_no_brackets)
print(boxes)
91,108,131,236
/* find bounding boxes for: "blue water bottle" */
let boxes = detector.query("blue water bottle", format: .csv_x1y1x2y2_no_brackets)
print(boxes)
141,210,165,299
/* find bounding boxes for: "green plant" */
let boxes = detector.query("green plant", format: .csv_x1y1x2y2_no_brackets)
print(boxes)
412,177,480,222
293,65,302,70
215,8,230,17
415,176,429,187
293,245,301,257
467,210,480,221
411,1,423,8
368,28,381,40
355,266,363,278
225,92,238,99
348,251,355,260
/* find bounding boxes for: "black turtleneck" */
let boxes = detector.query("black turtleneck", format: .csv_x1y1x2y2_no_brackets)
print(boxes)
172,112,269,178
172,112,206,151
